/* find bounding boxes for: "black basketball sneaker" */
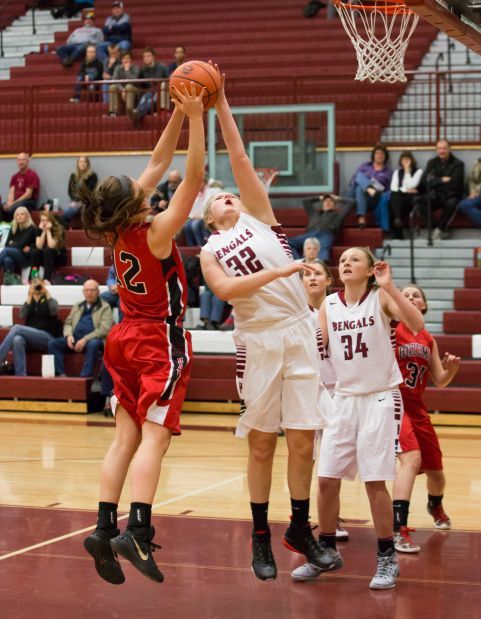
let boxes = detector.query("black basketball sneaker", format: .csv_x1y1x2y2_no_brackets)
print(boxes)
84,528,125,585
283,521,335,569
110,526,164,583
251,531,277,581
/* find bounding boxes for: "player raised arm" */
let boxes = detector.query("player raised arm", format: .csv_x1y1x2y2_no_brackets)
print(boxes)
428,341,460,387
148,84,205,259
213,64,277,226
201,251,316,301
137,103,186,192
376,261,424,333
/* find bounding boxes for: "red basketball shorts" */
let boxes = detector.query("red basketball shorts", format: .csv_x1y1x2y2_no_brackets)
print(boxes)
104,321,192,434
399,399,443,471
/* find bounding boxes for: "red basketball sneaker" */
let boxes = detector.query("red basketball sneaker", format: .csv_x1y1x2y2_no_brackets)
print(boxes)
427,503,452,530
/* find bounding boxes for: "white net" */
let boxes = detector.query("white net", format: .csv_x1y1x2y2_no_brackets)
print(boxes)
255,168,279,190
333,0,419,83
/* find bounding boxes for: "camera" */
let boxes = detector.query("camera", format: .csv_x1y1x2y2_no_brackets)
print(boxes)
34,284,43,292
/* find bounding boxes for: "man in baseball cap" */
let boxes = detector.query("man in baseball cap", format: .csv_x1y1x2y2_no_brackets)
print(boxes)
96,1,132,62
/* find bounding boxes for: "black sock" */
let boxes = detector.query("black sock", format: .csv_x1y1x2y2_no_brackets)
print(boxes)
320,532,337,550
127,502,152,533
378,537,394,554
290,498,310,526
250,502,269,533
428,494,443,508
96,501,118,531
393,500,410,531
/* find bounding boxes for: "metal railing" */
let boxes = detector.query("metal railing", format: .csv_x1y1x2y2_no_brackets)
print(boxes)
1,69,481,153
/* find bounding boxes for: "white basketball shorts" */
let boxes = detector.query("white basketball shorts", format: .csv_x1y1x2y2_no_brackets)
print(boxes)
234,313,331,438
317,388,403,482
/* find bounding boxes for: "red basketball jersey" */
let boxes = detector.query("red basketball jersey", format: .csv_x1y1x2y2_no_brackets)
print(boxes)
395,322,434,403
113,223,187,324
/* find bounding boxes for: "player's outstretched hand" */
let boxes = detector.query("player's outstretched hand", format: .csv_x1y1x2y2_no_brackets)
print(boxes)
209,60,226,106
373,260,393,287
274,261,318,279
442,352,461,375
171,81,205,118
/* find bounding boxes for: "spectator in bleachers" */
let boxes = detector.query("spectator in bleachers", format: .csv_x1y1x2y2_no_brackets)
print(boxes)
100,265,123,320
130,47,169,127
183,175,223,246
458,157,481,229
51,0,94,19
48,279,114,377
0,279,60,376
108,52,141,118
302,237,321,263
70,44,104,103
348,143,392,230
413,139,464,240
101,44,121,103
63,156,98,226
389,150,423,240
0,207,36,280
151,169,182,211
30,212,67,283
1,153,40,221
167,45,186,75
198,282,226,330
56,12,103,67
96,1,132,63
288,193,353,262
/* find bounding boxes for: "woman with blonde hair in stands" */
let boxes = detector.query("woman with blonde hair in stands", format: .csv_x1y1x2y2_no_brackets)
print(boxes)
63,155,98,226
29,211,66,282
0,207,36,281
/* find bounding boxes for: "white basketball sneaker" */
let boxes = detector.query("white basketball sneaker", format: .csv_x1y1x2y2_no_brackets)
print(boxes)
291,546,344,581
369,548,400,590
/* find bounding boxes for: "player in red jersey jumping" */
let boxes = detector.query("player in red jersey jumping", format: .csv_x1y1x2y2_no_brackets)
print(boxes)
81,83,205,584
393,285,460,553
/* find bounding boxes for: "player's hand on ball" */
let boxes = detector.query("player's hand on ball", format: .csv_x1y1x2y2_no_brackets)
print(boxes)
373,261,392,287
209,60,226,105
171,82,205,117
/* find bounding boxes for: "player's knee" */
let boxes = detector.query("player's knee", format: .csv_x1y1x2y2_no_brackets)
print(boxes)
287,431,314,460
318,476,339,495
249,437,276,463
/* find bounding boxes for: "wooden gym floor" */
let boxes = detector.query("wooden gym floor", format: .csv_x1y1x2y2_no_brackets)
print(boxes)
0,413,480,618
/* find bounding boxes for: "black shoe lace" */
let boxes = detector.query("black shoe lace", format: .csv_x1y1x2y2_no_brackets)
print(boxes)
253,536,274,563
302,523,321,552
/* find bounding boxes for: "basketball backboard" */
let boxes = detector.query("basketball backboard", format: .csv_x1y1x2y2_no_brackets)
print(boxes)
405,0,481,54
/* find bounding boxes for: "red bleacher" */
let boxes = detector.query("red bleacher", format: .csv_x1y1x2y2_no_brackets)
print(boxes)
0,0,438,151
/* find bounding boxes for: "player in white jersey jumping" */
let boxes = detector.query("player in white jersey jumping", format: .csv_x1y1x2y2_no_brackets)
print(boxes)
200,67,334,581
298,247,424,589
299,259,349,545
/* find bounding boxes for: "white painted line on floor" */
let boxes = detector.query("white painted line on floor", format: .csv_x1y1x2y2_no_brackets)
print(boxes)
0,473,246,562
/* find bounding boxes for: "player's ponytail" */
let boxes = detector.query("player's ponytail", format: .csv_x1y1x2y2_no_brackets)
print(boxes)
79,175,149,245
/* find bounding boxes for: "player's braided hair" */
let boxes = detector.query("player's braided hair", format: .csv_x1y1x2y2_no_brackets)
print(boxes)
79,175,149,245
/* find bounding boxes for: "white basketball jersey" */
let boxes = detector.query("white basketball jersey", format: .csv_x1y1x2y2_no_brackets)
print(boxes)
326,288,402,395
202,211,307,330
310,307,337,390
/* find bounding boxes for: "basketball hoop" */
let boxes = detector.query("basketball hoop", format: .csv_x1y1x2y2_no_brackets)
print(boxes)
255,168,279,191
333,0,419,83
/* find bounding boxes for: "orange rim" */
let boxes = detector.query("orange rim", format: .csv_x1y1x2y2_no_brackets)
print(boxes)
333,0,414,14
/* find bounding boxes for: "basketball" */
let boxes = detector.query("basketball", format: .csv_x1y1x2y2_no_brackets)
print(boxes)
169,60,221,109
